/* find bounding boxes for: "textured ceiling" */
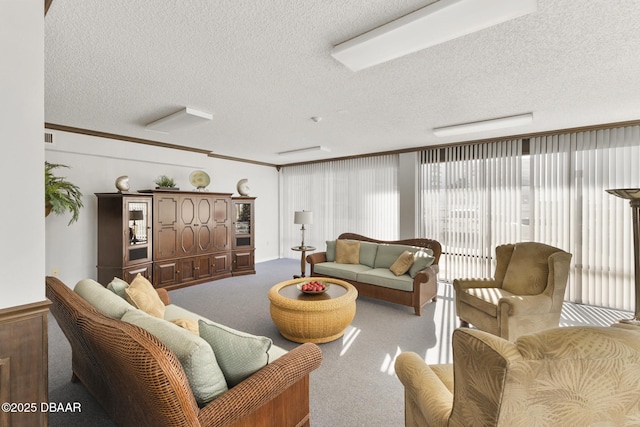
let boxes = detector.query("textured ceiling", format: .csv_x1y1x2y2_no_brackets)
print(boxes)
45,1,640,165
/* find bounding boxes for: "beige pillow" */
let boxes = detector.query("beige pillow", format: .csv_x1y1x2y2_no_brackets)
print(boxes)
170,318,199,335
389,250,415,276
335,240,361,264
124,274,165,318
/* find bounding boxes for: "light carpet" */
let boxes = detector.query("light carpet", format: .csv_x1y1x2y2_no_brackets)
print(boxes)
47,258,631,426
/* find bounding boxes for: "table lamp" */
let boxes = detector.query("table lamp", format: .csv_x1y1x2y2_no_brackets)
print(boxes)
129,210,144,243
294,210,313,247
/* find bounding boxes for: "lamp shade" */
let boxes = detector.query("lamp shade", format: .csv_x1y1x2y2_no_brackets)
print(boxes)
294,211,313,225
129,210,144,221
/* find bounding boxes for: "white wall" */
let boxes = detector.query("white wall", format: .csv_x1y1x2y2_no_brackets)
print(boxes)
0,0,45,309
45,130,280,285
399,152,419,239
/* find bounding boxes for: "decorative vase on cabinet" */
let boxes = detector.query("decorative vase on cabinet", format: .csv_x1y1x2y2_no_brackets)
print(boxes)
232,197,256,276
95,193,153,285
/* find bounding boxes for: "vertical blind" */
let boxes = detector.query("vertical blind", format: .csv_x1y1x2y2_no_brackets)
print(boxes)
418,125,640,311
280,155,399,258
418,140,523,280
531,126,640,310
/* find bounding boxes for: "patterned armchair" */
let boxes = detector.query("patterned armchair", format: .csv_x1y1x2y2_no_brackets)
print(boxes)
395,326,640,427
453,242,572,341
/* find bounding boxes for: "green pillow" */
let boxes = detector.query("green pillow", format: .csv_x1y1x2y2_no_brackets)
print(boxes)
74,279,133,319
106,277,129,299
121,310,228,406
199,320,272,387
409,249,435,278
326,240,336,261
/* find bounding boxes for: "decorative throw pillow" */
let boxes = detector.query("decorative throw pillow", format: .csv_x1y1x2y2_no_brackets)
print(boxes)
170,318,199,335
326,240,337,262
121,310,228,405
106,277,129,299
409,249,436,278
199,320,272,387
389,250,415,276
74,278,133,319
124,274,165,318
335,240,360,264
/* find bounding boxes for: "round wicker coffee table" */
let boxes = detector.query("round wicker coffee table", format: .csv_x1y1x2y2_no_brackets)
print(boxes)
268,277,358,343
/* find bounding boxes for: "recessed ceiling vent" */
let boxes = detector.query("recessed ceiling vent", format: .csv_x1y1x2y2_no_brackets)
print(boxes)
44,132,54,144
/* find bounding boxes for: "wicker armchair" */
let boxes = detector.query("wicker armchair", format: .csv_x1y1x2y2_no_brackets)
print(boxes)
46,276,322,427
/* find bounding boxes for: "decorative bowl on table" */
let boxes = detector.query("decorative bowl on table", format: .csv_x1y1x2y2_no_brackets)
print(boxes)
297,280,330,294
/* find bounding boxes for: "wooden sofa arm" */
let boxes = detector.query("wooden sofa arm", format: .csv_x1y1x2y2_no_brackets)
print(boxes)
413,265,439,284
156,288,170,305
197,342,323,426
306,252,327,265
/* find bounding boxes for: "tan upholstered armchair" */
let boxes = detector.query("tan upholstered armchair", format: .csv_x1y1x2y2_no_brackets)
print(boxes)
395,326,640,427
453,242,572,341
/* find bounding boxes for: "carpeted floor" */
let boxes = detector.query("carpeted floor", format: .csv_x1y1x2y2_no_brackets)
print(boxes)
47,258,632,426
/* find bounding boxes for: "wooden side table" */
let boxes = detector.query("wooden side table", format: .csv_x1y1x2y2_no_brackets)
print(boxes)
291,245,316,278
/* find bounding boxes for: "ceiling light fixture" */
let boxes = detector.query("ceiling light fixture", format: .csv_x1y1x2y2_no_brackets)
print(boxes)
278,146,331,156
145,107,213,134
331,0,537,72
433,113,534,137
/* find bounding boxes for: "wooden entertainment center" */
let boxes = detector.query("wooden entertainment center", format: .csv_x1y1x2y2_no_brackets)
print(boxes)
96,191,255,289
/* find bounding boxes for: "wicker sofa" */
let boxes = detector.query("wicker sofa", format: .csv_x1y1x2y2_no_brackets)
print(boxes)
306,233,442,315
46,276,322,427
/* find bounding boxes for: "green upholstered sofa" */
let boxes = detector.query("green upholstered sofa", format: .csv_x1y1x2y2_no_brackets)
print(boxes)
306,233,442,315
46,276,322,427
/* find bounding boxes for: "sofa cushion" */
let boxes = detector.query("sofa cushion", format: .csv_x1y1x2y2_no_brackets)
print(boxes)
335,239,360,264
121,309,228,406
170,318,199,335
106,277,129,299
313,262,372,281
125,274,165,318
359,241,379,268
458,287,516,317
326,240,336,262
390,250,415,276
162,304,287,363
409,249,436,278
199,320,272,387
502,243,558,295
356,268,414,292
74,279,133,319
374,244,417,269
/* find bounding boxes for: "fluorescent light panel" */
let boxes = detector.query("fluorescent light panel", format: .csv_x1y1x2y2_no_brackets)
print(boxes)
331,0,537,72
278,146,331,156
433,113,533,137
146,107,213,133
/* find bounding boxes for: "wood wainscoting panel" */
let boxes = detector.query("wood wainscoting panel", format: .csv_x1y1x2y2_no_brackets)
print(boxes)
0,300,51,427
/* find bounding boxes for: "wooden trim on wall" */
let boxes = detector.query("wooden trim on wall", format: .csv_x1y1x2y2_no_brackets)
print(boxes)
45,117,640,170
0,299,51,427
45,123,280,168
45,0,53,15
279,118,640,168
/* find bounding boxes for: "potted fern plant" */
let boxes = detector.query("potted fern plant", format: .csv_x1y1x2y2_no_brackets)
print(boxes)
45,161,84,225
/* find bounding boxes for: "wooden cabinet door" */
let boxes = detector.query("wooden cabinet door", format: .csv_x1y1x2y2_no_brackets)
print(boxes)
154,260,179,288
233,250,254,272
212,252,231,275
179,195,215,256
123,263,152,283
154,195,179,260
212,196,231,251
